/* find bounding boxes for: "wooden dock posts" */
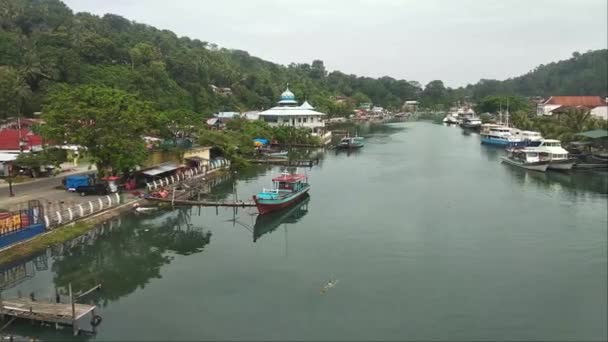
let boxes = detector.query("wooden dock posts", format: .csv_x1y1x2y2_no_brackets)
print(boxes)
147,197,256,208
247,158,320,167
0,283,101,336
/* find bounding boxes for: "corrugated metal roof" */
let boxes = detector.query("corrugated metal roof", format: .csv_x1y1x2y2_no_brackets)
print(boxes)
0,129,43,151
141,162,182,176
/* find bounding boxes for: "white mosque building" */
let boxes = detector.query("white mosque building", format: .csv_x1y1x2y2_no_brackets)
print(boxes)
258,86,328,134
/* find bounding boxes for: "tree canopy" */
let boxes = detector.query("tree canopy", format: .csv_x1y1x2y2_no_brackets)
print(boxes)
40,85,154,175
2,0,604,120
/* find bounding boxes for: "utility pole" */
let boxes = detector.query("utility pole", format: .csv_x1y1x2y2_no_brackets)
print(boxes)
7,165,14,197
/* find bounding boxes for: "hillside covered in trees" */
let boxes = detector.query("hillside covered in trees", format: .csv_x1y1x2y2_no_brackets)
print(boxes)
466,50,607,100
0,0,606,119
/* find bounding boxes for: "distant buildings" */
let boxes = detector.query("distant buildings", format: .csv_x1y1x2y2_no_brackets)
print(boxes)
402,100,419,112
209,85,232,96
332,95,355,105
537,96,607,120
358,103,372,111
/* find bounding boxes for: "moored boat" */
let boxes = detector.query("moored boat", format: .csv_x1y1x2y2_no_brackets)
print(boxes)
526,139,575,170
263,151,288,158
337,134,364,149
253,194,310,242
444,113,460,124
253,172,311,215
461,117,482,130
480,124,526,147
501,148,550,172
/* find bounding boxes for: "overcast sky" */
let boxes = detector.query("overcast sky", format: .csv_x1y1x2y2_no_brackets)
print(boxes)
63,0,607,88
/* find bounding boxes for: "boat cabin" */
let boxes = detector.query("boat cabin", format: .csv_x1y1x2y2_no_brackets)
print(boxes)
507,148,550,163
258,173,309,200
273,173,308,192
527,139,569,160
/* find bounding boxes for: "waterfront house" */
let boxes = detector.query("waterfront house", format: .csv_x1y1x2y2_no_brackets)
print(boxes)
403,100,419,112
536,96,607,117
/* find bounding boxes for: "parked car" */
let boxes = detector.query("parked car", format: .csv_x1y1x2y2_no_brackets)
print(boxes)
75,183,110,196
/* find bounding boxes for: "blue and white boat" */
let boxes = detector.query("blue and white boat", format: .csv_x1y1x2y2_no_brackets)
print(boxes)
480,124,526,147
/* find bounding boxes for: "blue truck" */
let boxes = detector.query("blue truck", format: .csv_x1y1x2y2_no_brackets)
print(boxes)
64,175,90,191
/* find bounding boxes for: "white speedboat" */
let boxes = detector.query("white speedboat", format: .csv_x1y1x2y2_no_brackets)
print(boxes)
526,139,575,170
501,148,550,172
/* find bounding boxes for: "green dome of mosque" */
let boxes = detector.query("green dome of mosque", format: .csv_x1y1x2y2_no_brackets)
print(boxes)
280,87,296,101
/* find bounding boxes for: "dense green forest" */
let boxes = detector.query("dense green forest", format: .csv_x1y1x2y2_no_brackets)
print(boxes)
466,50,608,100
0,0,606,120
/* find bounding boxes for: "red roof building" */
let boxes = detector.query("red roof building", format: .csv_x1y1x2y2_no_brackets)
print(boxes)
543,96,606,107
537,96,608,116
0,129,44,153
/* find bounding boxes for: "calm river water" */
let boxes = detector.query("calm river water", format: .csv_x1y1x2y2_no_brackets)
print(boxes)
2,122,607,341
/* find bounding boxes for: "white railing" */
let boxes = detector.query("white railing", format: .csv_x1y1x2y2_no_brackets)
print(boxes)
145,159,231,192
45,193,122,229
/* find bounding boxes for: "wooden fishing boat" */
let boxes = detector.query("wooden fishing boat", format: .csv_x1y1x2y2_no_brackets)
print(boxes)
253,194,310,242
253,172,311,215
501,148,550,172
337,131,364,149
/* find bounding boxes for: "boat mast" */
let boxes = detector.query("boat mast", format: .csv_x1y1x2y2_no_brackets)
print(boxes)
506,99,510,127
499,101,503,124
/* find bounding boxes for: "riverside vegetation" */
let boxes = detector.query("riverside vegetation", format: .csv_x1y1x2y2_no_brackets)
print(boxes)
0,0,606,174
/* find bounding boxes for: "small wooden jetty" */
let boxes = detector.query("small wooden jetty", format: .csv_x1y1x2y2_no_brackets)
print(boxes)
146,197,256,208
247,158,319,167
0,284,100,336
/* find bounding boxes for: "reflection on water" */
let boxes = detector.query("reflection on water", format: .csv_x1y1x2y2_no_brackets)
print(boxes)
334,147,362,157
480,144,504,161
253,194,310,242
0,122,606,341
507,167,608,196
52,209,211,307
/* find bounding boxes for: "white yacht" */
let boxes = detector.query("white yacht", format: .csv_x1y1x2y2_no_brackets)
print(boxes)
526,139,575,170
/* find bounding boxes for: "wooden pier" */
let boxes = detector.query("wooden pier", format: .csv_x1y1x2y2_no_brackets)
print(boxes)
247,158,319,167
146,197,256,208
0,284,100,336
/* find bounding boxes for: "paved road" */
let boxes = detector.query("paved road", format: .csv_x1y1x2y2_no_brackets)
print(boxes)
0,169,97,211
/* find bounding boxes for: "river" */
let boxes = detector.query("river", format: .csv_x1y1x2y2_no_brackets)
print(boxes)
2,121,607,341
